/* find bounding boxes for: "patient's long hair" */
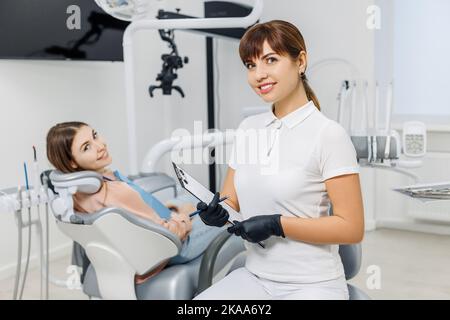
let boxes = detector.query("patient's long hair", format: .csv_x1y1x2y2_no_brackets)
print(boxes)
239,20,320,110
46,121,89,173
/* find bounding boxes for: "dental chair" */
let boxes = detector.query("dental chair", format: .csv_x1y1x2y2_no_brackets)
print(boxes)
46,170,243,300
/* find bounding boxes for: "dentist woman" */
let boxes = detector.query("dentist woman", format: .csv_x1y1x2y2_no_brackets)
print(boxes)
195,20,364,300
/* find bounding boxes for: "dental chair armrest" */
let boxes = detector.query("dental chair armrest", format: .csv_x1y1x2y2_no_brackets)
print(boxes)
339,243,362,280
196,230,246,295
70,207,182,249
132,173,178,197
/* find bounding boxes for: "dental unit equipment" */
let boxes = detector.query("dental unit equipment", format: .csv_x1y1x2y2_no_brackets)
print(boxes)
19,162,32,300
0,147,64,300
308,57,427,182
337,79,426,183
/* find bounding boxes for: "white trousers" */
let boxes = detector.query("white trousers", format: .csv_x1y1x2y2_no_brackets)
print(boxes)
194,267,349,300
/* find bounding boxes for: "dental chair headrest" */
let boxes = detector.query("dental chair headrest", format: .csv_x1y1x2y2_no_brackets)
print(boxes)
49,170,103,223
41,170,57,195
49,170,103,194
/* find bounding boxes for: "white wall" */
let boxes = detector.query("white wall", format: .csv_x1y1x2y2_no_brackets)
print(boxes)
0,0,378,280
393,0,450,117
377,0,450,132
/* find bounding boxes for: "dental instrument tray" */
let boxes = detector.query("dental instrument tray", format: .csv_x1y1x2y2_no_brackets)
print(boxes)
393,182,450,201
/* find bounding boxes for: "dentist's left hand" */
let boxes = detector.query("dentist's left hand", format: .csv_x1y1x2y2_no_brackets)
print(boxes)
227,214,285,243
196,192,229,227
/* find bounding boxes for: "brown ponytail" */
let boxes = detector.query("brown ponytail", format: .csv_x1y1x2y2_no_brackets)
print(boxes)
301,73,321,111
239,20,321,110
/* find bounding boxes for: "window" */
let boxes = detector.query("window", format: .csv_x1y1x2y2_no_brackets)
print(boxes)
393,0,450,117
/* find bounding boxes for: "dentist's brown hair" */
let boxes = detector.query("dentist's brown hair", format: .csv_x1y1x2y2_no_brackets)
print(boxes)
239,20,320,110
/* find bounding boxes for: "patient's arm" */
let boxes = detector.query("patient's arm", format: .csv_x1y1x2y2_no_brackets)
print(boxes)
105,181,192,240
104,181,166,223
163,213,192,241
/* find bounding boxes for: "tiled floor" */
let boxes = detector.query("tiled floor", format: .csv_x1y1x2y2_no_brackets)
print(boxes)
349,228,450,300
0,253,87,300
1,228,449,300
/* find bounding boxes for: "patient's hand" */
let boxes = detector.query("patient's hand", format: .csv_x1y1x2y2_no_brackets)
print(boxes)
170,211,192,230
163,212,192,241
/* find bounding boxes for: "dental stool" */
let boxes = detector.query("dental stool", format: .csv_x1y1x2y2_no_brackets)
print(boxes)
196,232,371,300
47,170,235,300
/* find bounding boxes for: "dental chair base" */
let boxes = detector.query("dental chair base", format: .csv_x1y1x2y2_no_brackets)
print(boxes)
83,255,204,300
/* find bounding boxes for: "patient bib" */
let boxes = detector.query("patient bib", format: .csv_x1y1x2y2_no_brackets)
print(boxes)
111,170,172,220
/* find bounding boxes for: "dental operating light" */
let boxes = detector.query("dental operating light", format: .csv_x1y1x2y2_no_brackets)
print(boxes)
94,0,154,21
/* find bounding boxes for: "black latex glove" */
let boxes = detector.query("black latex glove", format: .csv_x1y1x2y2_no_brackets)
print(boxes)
227,214,285,243
196,192,230,227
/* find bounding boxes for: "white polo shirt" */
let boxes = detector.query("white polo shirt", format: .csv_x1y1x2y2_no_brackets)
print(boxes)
229,101,359,283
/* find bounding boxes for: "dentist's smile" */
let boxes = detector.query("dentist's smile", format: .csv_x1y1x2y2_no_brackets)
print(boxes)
259,82,277,94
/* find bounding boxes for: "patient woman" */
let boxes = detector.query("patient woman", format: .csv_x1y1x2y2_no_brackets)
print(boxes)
46,121,225,283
